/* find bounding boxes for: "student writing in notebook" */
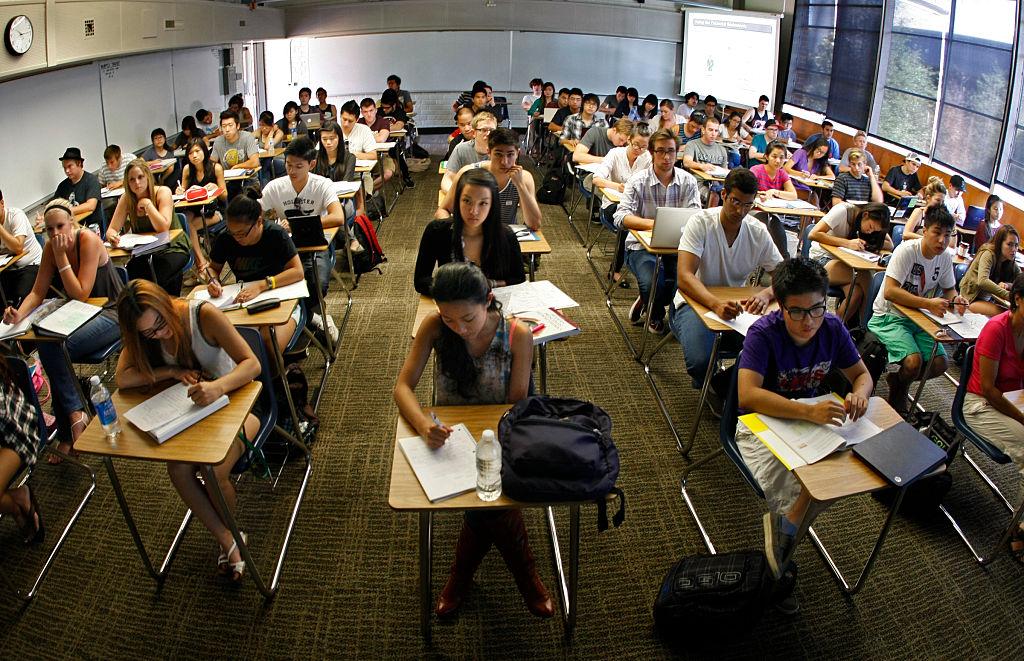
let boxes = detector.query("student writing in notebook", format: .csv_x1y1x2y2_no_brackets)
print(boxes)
735,257,873,612
114,280,261,581
901,177,947,241
4,199,123,462
394,262,554,619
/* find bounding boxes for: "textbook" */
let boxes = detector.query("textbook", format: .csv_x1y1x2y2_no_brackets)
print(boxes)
398,423,478,502
193,280,309,311
32,299,103,338
493,280,578,315
332,180,362,196
515,308,580,344
509,224,539,242
123,381,230,444
222,168,257,179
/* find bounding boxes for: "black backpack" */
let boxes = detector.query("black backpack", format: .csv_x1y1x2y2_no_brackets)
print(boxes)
536,168,567,205
409,142,430,159
498,395,624,530
351,215,386,279
818,326,889,397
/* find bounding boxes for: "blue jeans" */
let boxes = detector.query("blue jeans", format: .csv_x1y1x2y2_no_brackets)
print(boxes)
727,149,741,169
259,156,286,188
38,313,121,441
669,302,742,389
300,248,332,317
624,249,677,322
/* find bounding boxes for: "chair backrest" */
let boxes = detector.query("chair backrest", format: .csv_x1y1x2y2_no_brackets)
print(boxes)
719,353,766,499
115,265,129,285
233,326,277,472
5,357,49,454
863,271,887,328
800,223,813,260
891,223,904,248
952,344,1011,463
954,262,969,290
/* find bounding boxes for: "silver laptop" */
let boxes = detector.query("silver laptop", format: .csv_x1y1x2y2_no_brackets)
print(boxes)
542,107,557,122
300,113,322,130
651,207,699,249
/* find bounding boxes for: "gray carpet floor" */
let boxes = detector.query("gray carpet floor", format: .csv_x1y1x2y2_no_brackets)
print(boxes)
2,144,1024,659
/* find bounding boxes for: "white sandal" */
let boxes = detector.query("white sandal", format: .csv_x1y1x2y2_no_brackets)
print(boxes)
218,531,247,581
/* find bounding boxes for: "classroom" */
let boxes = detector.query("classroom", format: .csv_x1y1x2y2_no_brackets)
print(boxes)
2,0,1024,658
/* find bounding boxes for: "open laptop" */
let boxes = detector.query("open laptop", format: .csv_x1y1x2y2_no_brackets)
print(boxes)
288,215,328,248
300,113,322,130
542,107,558,123
650,207,700,249
891,195,920,220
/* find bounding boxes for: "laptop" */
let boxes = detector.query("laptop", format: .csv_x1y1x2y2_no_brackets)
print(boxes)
300,113,322,130
650,207,700,249
542,108,558,122
288,215,328,248
853,421,948,487
891,195,920,220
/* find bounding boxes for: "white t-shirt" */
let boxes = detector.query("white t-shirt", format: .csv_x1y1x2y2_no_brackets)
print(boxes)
673,207,783,308
945,193,966,221
522,92,540,109
871,238,955,319
808,202,856,262
1,206,43,267
342,123,377,156
260,173,337,220
592,147,652,209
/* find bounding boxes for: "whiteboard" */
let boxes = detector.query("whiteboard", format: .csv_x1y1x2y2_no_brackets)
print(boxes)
99,52,177,158
0,64,106,210
681,11,779,108
172,47,227,129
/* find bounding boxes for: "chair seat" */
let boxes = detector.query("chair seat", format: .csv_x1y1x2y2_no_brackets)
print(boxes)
79,340,122,364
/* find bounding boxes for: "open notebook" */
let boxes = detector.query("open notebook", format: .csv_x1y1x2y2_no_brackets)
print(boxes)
398,423,478,502
123,381,229,444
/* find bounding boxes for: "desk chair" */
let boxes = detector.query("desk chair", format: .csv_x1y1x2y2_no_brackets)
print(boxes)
942,344,1024,564
954,262,969,290
891,223,904,249
5,356,96,600
75,266,128,384
799,226,846,308
562,161,588,245
863,271,887,328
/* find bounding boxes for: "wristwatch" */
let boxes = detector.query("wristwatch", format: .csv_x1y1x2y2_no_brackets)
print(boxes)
265,276,275,290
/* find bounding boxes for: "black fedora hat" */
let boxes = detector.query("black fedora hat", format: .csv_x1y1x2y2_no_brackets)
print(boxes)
58,147,84,161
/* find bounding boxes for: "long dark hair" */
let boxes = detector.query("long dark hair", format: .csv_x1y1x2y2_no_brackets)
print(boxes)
449,169,511,278
802,136,830,173
986,194,1003,222
849,202,891,252
985,225,1020,283
116,279,195,383
430,262,500,399
183,138,214,186
312,120,350,182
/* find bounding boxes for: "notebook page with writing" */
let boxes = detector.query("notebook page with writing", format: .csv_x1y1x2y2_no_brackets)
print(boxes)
398,423,478,502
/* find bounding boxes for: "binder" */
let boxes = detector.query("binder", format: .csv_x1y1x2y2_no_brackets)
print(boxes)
853,421,948,487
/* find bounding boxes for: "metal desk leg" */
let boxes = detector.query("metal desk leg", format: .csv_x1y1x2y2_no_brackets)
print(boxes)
601,227,641,361
907,340,940,417
268,326,303,437
679,448,725,554
378,150,400,217
538,343,548,394
419,511,434,641
529,254,537,281
636,254,662,363
683,333,721,455
545,504,580,633
840,267,858,323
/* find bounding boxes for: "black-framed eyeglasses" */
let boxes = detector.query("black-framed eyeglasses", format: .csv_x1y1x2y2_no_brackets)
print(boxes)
783,304,827,321
652,148,675,156
227,222,257,240
140,314,167,339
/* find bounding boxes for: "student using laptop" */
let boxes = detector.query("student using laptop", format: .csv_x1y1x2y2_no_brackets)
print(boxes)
868,204,966,413
736,257,873,609
669,168,784,412
41,148,103,232
901,177,947,241
297,87,318,118
276,101,309,141
114,279,261,582
210,110,260,192
414,169,525,296
881,152,923,207
442,111,497,195
259,137,345,342
830,149,882,207
614,128,702,334
0,187,43,307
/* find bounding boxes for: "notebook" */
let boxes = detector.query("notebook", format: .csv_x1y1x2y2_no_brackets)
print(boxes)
515,308,581,344
123,381,230,444
853,421,948,487
398,423,478,502
651,207,699,248
288,215,328,248
32,299,103,338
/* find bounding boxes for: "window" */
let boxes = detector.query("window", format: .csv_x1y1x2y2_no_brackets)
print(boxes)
997,11,1024,193
786,1,836,114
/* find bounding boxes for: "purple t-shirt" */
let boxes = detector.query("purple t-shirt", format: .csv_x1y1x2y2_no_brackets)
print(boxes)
789,148,824,191
739,310,861,401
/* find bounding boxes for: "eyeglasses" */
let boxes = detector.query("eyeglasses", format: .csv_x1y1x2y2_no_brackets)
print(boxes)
725,196,755,212
140,314,167,339
475,126,495,134
227,222,257,239
783,304,827,321
652,148,675,156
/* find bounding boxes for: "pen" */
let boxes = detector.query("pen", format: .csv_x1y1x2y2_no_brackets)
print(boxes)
430,411,444,427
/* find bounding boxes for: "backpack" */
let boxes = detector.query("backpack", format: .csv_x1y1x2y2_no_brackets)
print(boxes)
653,550,796,637
872,411,958,515
536,168,567,205
409,143,430,159
351,215,386,279
498,395,624,531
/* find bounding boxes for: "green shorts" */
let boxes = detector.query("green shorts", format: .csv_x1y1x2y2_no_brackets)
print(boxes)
867,313,946,363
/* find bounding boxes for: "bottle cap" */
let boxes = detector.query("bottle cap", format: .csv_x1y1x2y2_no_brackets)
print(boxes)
482,429,495,442
90,375,100,385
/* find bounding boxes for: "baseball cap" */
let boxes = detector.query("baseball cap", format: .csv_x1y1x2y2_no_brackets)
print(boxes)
764,119,779,129
905,151,922,164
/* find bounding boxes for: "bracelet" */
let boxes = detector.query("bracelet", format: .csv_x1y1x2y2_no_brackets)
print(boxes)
58,264,72,274
269,276,275,290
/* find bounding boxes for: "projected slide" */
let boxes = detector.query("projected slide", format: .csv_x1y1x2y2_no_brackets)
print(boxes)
682,12,779,109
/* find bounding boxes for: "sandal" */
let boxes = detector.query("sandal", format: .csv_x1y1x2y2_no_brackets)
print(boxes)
1010,529,1024,565
48,413,87,464
17,485,45,546
218,531,247,581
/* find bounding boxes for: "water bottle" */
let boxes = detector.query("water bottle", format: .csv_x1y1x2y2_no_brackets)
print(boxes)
476,429,501,501
291,125,297,140
89,375,121,441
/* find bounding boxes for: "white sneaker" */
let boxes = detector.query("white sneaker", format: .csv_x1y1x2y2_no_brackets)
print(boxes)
310,313,324,331
325,315,339,344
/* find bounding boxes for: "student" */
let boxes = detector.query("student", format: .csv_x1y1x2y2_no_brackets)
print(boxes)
142,128,178,187
838,131,878,174
649,99,680,135
210,109,260,192
945,175,967,224
445,107,476,161
669,168,784,408
253,111,286,187
591,123,652,288
315,87,338,121
560,93,607,150
338,100,378,162
380,89,415,189
808,201,893,323
521,77,542,112
736,257,873,597
742,95,773,133
386,75,414,114
702,95,721,122
750,141,798,260
107,158,193,295
358,97,396,191
528,82,557,117
0,188,43,307
867,204,965,413
453,80,489,112
555,88,570,109
614,128,702,334
98,145,126,191
439,128,541,230
613,87,640,121
747,119,783,166
415,169,525,295
259,137,345,341
975,194,1006,255
600,86,627,117
176,138,228,263
680,91,700,121
549,88,582,134
175,115,209,150
902,177,947,240
297,87,317,117
462,82,493,116
442,112,497,194
830,149,883,206
42,148,103,233
784,137,834,197
114,280,261,582
312,120,361,218
0,351,45,544
276,101,309,141
682,115,730,206
881,152,923,207
640,94,659,121
4,199,123,461
395,262,552,618
573,118,632,165
678,111,704,146
805,119,840,160
227,94,253,129
195,109,220,138
776,113,798,143
961,226,1020,317
207,188,305,355
719,111,747,169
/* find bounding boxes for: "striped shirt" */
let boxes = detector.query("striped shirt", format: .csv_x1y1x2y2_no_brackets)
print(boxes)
472,162,519,224
750,164,791,191
832,172,873,203
613,166,701,251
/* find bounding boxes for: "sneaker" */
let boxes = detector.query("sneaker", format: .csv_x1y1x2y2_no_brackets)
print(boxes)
629,296,645,325
325,315,339,344
647,317,666,334
403,176,415,189
703,388,724,420
763,512,794,580
774,591,800,616
310,313,324,331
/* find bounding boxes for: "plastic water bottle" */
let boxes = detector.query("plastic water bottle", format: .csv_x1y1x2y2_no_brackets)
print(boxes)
291,125,297,140
89,375,121,441
476,429,501,501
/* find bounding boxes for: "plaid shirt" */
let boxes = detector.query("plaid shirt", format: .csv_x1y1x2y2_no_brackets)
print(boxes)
1,379,43,469
561,113,608,143
613,166,701,251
